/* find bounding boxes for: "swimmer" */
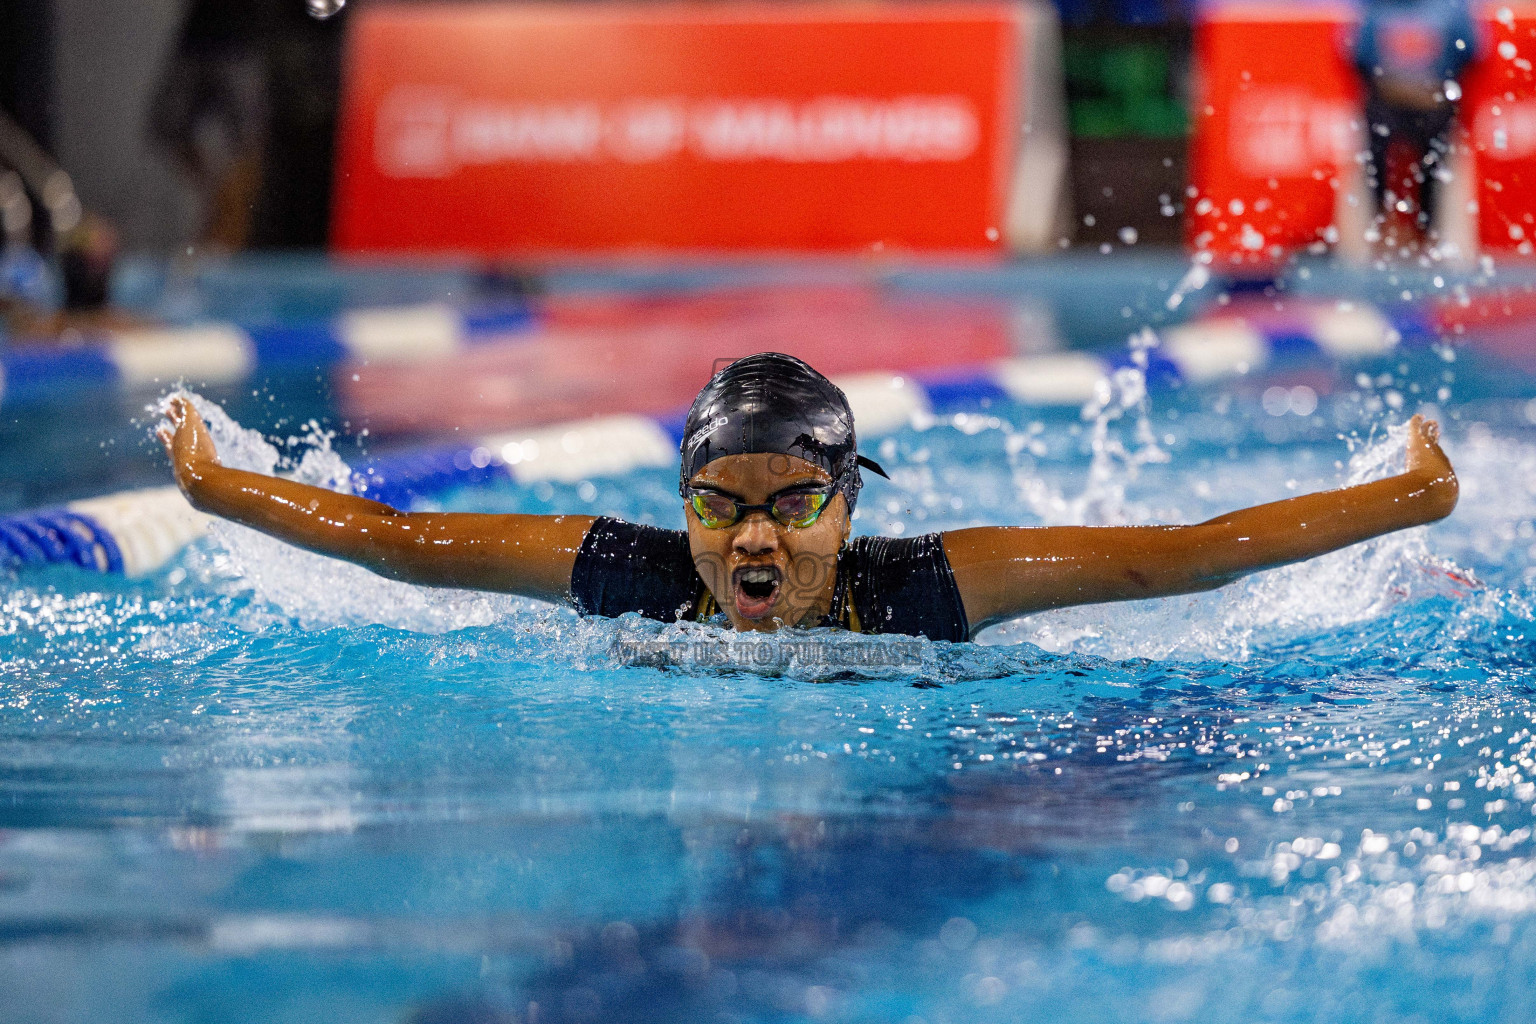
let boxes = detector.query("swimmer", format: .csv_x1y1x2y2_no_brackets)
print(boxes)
159,352,1458,641
1352,0,1478,240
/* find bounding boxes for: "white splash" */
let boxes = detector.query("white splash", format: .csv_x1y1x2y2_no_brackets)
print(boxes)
988,421,1476,660
159,391,540,634
1165,252,1212,312
1015,329,1169,528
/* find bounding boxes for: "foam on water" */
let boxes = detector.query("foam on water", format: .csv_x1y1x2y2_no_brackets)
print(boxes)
963,340,1484,661
159,391,543,635
992,418,1471,661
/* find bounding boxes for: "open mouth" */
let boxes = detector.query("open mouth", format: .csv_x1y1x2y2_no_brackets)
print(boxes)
732,564,783,621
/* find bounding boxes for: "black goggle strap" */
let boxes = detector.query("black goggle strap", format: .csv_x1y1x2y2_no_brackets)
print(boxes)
857,454,889,479
833,454,886,514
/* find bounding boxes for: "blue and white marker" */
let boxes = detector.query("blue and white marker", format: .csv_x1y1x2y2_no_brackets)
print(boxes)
0,301,534,409
1,304,1401,577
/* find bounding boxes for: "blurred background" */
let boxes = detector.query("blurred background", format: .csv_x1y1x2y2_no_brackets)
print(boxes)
0,0,1528,520
0,0,1189,256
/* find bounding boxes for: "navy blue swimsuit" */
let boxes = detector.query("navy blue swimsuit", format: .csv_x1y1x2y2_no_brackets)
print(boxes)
569,517,970,642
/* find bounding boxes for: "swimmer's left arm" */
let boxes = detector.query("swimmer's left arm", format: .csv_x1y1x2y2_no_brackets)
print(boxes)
943,415,1459,633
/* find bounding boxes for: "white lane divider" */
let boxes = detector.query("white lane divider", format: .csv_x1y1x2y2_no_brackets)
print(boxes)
1309,304,1397,357
66,486,209,578
993,352,1106,405
1160,321,1266,383
835,372,932,435
487,415,677,484
107,326,255,388
338,303,464,363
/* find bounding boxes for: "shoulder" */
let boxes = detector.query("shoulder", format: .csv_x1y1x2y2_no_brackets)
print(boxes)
577,516,690,557
843,533,970,642
570,516,700,622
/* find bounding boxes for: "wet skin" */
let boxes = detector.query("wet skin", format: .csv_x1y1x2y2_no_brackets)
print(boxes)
941,415,1459,633
158,396,594,601
160,397,1458,638
684,453,848,632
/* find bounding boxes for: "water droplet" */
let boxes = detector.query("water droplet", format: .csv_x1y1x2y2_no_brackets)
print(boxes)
1118,226,1138,245
1500,40,1518,60
1289,385,1317,417
1263,386,1292,417
306,0,345,19
939,916,978,950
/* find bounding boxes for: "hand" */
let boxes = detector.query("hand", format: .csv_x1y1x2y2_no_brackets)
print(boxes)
1404,413,1459,518
156,395,221,496
1405,414,1450,475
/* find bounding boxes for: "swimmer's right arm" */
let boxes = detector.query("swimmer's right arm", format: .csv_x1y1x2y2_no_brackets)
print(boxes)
158,398,595,600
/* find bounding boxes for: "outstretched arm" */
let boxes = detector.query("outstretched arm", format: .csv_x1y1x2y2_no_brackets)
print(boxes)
158,397,594,600
943,415,1458,633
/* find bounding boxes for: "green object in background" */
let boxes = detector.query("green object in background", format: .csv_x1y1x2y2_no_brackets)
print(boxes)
1125,96,1186,138
1071,99,1128,138
1065,37,1186,139
1100,44,1167,99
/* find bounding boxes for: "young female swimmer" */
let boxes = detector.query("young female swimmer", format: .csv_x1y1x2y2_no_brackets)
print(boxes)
159,352,1459,642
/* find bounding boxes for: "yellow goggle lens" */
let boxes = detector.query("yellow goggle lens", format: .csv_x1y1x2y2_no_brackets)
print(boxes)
690,493,737,528
773,490,828,528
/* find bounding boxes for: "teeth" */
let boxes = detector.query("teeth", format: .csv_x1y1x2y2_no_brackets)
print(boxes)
741,568,777,583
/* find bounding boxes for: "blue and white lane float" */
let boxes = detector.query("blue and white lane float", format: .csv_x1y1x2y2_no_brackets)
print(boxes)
0,291,1415,411
0,486,207,577
0,306,1402,577
0,301,533,409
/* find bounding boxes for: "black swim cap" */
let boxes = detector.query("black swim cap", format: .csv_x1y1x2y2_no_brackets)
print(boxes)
678,352,887,513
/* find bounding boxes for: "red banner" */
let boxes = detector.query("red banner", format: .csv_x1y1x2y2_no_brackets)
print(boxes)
1189,1,1536,264
1462,2,1536,253
1188,2,1363,267
332,1,1025,255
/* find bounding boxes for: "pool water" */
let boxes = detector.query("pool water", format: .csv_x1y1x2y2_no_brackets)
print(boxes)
3,329,1536,1023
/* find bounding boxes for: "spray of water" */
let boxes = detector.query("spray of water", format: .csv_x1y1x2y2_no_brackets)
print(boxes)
158,391,539,634
1014,328,1170,528
1165,251,1212,313
988,356,1477,660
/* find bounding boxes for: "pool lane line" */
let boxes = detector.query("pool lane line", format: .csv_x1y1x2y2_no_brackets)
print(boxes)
0,300,536,409
0,487,206,577
0,289,1414,412
354,307,1403,506
2,309,1404,578
0,290,1406,414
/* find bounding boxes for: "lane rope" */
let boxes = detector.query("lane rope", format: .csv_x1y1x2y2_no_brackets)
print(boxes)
2,304,1407,577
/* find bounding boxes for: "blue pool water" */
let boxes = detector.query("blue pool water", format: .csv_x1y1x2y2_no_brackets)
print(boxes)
4,304,1536,1022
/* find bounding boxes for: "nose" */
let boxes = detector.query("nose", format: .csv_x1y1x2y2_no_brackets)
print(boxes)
732,512,779,557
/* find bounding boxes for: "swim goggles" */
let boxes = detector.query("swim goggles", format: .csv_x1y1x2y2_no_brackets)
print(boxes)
687,486,833,529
